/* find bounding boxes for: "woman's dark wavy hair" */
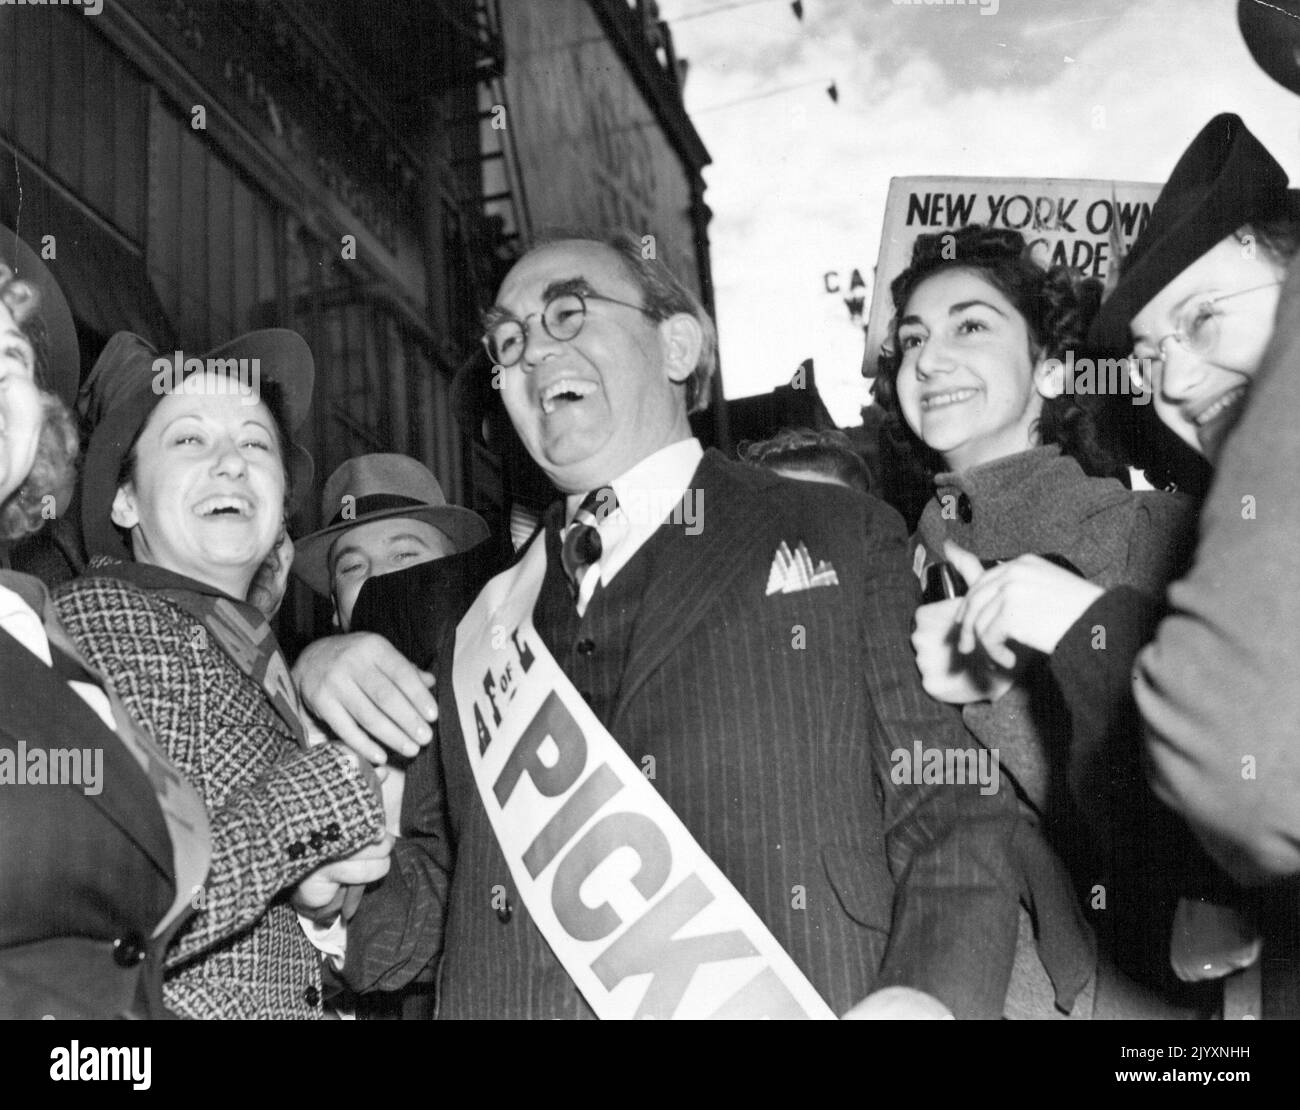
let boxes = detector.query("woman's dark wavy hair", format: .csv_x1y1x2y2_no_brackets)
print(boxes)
872,225,1119,480
0,269,79,544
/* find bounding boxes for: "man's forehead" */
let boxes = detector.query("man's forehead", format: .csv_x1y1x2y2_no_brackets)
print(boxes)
329,516,448,564
495,240,629,307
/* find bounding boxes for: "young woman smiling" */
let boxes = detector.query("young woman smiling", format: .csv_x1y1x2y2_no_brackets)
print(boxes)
53,330,390,1019
925,115,1300,1014
875,224,1203,1018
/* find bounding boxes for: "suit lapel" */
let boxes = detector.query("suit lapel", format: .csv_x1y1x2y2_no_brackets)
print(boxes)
0,627,174,881
614,450,778,720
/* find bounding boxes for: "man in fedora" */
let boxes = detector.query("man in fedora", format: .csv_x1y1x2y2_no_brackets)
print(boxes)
303,231,1021,1019
294,454,490,637
294,453,489,831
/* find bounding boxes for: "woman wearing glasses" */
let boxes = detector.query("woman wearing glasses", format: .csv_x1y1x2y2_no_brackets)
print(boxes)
877,222,1202,1018
923,113,1299,1008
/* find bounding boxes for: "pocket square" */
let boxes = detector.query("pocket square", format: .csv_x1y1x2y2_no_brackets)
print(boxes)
765,540,840,596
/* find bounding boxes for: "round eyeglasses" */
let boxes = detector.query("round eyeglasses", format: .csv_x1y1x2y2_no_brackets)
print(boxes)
1126,279,1282,391
481,290,655,369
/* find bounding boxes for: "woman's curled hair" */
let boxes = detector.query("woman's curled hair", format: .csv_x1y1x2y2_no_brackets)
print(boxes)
0,268,79,543
872,224,1119,480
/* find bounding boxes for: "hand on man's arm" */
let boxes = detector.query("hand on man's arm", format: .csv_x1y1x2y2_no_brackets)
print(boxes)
292,833,396,924
293,632,438,764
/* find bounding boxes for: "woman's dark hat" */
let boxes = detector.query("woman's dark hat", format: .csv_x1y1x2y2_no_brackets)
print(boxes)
0,223,80,406
1239,0,1300,96
78,329,315,560
293,452,489,597
1089,113,1300,350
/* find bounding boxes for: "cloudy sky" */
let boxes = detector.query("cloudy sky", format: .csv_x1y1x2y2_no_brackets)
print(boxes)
661,0,1300,425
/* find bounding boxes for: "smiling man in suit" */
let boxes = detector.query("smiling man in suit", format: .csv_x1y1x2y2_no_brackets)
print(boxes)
326,232,1021,1019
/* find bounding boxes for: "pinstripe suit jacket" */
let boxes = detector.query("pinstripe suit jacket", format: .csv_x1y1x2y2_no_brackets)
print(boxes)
345,450,1021,1018
54,569,387,1019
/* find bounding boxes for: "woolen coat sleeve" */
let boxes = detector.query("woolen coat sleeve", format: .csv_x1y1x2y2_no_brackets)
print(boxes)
53,579,386,966
339,623,457,994
1139,256,1300,882
854,500,1021,1019
340,714,455,993
1051,586,1165,833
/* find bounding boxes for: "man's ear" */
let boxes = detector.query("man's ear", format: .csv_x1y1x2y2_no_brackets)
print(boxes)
658,313,703,386
110,484,140,530
1034,353,1065,400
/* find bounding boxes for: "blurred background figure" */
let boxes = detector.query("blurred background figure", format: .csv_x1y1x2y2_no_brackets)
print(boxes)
739,426,873,493
0,230,212,1019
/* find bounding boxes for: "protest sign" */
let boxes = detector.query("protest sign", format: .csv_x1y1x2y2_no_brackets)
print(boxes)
862,176,1163,379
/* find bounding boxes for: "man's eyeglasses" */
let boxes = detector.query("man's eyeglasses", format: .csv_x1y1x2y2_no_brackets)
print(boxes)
1126,280,1282,390
482,290,655,369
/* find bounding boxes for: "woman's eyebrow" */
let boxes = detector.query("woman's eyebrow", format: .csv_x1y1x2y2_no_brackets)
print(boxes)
1132,291,1210,343
949,299,1008,318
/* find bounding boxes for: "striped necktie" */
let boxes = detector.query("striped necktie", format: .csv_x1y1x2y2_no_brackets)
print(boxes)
561,486,618,599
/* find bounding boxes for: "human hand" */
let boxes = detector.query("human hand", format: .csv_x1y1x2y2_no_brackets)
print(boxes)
912,597,1015,705
945,541,1104,666
247,525,295,620
291,833,395,923
292,633,437,763
842,986,955,1020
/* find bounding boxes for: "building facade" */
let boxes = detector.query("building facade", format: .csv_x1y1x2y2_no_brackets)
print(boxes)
0,0,716,633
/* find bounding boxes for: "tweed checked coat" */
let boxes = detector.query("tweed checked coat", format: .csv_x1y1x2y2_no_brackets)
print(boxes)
344,449,1023,1018
54,567,386,1019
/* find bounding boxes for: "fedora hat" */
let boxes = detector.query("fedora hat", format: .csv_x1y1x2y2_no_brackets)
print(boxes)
0,223,80,406
1089,113,1300,350
79,329,315,560
293,453,489,597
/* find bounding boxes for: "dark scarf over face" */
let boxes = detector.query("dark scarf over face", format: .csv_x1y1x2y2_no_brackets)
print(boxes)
92,557,308,748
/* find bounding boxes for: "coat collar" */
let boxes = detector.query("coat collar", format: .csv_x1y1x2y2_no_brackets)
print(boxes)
0,621,175,883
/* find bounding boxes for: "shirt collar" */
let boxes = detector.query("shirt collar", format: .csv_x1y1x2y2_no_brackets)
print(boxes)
564,437,704,525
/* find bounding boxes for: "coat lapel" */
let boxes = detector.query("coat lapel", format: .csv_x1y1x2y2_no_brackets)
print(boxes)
613,450,779,721
0,627,174,882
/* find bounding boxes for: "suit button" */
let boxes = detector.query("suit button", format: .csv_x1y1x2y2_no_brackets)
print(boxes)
496,899,513,924
308,830,325,851
305,984,320,1007
957,493,973,524
288,841,307,860
112,935,146,967
325,822,341,842
576,638,596,656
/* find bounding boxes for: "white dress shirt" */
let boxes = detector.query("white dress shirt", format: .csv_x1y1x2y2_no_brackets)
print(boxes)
562,437,704,617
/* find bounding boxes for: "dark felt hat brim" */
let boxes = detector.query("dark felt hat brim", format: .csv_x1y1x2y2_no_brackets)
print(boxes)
1088,114,1299,351
293,502,490,598
0,224,80,407
79,330,314,560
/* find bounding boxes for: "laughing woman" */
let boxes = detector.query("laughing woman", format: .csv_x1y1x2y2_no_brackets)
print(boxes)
874,224,1201,1018
53,330,388,1019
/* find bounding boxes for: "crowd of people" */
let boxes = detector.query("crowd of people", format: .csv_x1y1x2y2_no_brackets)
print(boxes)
3,31,1300,1019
